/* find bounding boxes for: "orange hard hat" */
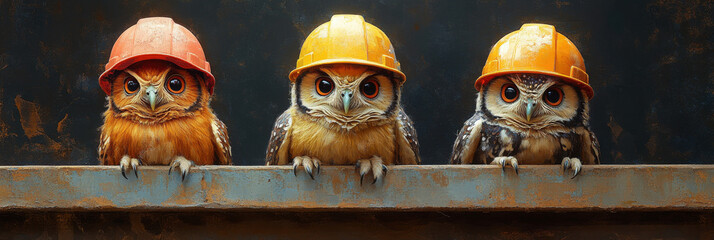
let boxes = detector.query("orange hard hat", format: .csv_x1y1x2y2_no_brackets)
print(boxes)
98,17,215,95
475,24,593,99
289,14,405,83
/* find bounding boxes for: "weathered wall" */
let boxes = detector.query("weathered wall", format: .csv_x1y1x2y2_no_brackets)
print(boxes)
0,0,712,165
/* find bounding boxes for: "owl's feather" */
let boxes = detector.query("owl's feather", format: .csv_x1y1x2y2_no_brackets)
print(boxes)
265,109,292,165
589,130,601,164
396,109,420,164
449,112,484,164
211,117,232,165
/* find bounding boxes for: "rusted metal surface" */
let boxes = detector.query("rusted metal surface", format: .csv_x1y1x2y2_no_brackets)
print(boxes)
0,165,711,211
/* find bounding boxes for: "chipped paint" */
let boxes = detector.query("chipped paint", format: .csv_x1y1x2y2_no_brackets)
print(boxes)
14,96,45,139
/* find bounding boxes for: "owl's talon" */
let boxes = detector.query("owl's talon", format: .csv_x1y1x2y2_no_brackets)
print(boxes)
562,157,582,178
356,156,386,185
119,155,141,179
291,156,321,180
169,157,195,181
491,156,519,174
571,163,582,179
372,164,386,184
562,158,570,172
131,160,140,178
121,167,128,179
293,163,299,177
306,166,314,180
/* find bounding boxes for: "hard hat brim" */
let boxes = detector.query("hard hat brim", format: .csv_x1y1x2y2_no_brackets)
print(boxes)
289,58,406,83
475,70,594,99
99,53,215,95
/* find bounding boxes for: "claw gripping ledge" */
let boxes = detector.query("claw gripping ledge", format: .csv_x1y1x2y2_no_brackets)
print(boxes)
0,165,711,211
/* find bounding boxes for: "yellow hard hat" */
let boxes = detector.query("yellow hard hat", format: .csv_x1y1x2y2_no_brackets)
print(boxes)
289,15,405,83
476,24,593,99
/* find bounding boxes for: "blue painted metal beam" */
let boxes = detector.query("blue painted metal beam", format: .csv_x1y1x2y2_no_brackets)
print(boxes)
0,165,711,211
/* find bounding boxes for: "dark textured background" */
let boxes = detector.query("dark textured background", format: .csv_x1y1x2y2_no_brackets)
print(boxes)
0,0,712,165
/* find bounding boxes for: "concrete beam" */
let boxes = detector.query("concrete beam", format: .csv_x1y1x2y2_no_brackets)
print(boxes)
0,165,711,211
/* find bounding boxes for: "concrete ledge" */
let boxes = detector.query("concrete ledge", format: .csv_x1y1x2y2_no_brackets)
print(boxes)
0,165,711,211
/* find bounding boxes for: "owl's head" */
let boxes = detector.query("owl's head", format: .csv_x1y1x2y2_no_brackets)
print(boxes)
292,64,401,130
479,74,589,130
106,60,211,124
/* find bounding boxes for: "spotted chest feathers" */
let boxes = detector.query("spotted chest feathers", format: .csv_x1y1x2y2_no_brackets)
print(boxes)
475,121,595,165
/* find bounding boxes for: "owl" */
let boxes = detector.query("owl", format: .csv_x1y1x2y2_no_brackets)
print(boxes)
98,60,231,180
265,64,420,184
450,73,599,177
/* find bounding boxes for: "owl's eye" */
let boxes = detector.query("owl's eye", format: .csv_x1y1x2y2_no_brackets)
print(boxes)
315,77,334,96
166,75,185,94
360,78,380,98
124,76,140,94
543,87,563,106
500,84,519,103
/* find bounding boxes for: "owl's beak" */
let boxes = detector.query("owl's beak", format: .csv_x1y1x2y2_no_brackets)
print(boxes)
341,89,353,114
526,99,535,122
145,86,158,111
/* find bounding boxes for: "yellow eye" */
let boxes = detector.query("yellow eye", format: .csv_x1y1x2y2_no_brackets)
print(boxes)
543,87,563,106
166,75,185,94
360,78,379,98
500,84,518,103
124,76,139,94
315,77,333,96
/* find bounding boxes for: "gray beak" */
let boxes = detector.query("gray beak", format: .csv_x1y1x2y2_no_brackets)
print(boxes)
145,86,157,111
341,89,353,114
526,98,535,122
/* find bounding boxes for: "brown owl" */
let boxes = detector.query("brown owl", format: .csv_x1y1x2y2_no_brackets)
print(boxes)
97,17,231,180
265,15,420,184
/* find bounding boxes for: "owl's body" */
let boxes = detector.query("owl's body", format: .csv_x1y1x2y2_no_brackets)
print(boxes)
268,106,417,166
451,109,599,166
99,60,231,179
99,106,229,166
266,65,419,182
450,74,599,176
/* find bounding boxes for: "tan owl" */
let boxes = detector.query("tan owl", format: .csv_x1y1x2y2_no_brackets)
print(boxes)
450,24,599,177
97,17,231,180
265,15,420,184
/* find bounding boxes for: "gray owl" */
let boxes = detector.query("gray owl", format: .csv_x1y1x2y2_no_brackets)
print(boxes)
450,24,600,177
450,74,600,177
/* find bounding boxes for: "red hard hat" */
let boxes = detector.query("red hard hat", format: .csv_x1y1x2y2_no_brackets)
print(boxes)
98,17,215,95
